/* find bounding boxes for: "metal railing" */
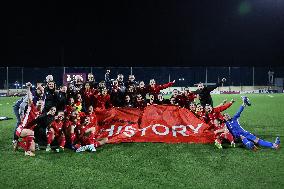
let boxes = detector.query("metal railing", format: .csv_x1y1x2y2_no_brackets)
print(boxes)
0,67,283,90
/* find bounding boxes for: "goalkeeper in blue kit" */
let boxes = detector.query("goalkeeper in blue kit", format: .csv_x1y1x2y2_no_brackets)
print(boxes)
223,96,280,151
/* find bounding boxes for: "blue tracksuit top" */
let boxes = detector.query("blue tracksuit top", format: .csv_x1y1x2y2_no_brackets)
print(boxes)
225,105,248,138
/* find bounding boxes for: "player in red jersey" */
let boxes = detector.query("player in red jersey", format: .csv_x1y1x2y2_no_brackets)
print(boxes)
189,102,197,116
85,105,100,138
75,116,108,153
185,89,197,103
172,89,197,108
95,88,112,110
46,111,66,152
195,104,207,122
65,97,75,116
64,111,78,149
82,82,95,111
146,79,175,99
14,82,44,156
213,118,235,149
86,105,97,124
204,99,235,126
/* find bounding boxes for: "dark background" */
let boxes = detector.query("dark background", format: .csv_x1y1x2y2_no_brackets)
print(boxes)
6,0,284,67
1,1,284,88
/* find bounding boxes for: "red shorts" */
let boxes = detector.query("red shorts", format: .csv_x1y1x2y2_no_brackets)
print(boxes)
16,125,24,137
80,136,94,146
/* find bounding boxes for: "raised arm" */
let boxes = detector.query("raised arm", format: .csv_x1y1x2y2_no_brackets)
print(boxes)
26,83,33,105
104,70,112,90
158,80,175,90
207,78,226,92
19,96,28,119
19,83,33,119
104,69,111,83
214,99,235,112
233,105,245,120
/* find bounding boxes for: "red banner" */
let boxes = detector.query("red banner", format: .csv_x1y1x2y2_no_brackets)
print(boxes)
95,105,215,144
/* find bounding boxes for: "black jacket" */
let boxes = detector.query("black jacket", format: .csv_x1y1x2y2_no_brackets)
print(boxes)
56,91,68,111
44,88,56,111
194,82,222,107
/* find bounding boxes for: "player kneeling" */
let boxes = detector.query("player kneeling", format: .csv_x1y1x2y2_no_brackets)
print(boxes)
15,83,43,156
75,116,108,153
213,118,235,149
46,111,66,152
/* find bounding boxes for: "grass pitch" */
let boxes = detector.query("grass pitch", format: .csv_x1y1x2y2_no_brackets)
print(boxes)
0,94,284,188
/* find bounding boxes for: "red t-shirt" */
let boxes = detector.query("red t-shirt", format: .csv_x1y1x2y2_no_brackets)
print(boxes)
20,104,40,130
50,120,64,135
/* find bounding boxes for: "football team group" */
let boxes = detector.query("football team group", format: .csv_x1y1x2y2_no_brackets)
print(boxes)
12,70,280,157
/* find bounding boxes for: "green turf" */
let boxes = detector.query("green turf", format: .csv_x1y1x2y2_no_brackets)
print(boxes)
0,94,284,188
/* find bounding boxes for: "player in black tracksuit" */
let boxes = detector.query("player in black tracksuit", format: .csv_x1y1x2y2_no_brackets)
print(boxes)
194,78,226,107
33,108,56,146
44,82,57,113
56,86,68,111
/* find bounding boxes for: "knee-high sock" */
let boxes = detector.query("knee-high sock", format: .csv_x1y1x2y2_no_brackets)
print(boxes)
23,136,34,151
215,135,222,144
258,139,273,148
71,133,76,144
18,139,28,151
94,141,101,148
88,132,96,145
225,133,234,143
59,136,66,148
47,131,53,145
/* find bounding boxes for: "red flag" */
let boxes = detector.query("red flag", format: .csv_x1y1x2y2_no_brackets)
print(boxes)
95,105,214,144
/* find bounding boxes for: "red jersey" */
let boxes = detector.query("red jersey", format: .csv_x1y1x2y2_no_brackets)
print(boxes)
187,92,197,102
63,119,78,136
16,104,40,136
83,89,94,99
86,113,100,137
83,88,95,108
64,120,73,130
195,111,207,122
20,104,40,129
76,123,95,137
86,112,97,125
95,94,112,110
213,122,225,131
50,120,64,135
175,95,187,107
65,105,75,116
134,100,147,109
146,82,174,98
207,102,233,124
175,93,196,108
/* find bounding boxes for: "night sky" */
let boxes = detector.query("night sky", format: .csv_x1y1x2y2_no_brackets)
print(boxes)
10,0,284,67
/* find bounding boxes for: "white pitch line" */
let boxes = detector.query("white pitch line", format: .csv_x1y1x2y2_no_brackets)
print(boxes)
268,95,274,98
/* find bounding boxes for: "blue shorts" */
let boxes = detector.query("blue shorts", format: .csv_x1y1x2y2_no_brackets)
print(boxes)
240,132,257,141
